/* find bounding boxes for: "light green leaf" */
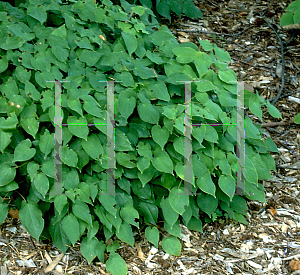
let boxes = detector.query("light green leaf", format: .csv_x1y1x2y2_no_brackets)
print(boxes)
62,214,80,246
80,236,99,264
145,226,159,248
149,81,170,102
20,117,39,139
19,201,44,240
137,102,159,124
39,129,54,158
82,134,103,160
61,146,78,168
122,31,137,56
196,170,216,197
161,235,181,256
118,91,136,119
152,151,173,175
214,45,231,62
151,125,169,150
169,187,189,215
266,100,282,118
137,156,150,174
33,173,49,198
72,200,93,226
160,197,179,229
106,252,128,275
116,221,135,246
120,202,139,228
294,112,300,124
0,129,12,153
218,70,237,84
27,5,47,24
67,116,89,140
13,139,36,162
218,175,236,201
0,201,9,225
172,47,198,63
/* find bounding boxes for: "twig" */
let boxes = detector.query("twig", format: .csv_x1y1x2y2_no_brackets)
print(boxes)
260,119,294,127
269,88,300,100
276,165,300,170
258,14,286,105
231,57,273,69
176,28,238,37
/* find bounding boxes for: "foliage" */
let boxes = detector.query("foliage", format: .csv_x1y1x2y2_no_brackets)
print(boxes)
0,0,280,274
109,0,203,22
280,0,300,26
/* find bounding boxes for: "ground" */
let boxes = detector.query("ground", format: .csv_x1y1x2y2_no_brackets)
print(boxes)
0,0,300,274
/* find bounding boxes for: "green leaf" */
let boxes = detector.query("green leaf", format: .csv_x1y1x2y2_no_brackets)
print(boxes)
33,173,49,198
138,201,158,224
0,201,9,225
152,151,173,175
15,66,31,83
161,235,181,256
214,45,231,62
118,91,136,119
106,252,128,275
137,156,150,174
294,112,300,124
116,152,137,168
0,55,8,73
52,46,69,63
160,197,179,229
218,175,236,201
196,170,216,197
169,187,189,215
218,70,237,84
79,49,102,67
115,129,134,151
151,125,169,150
294,7,300,24
20,117,39,139
54,195,68,215
39,129,54,158
72,200,93,226
120,202,139,228
67,116,89,140
145,226,159,248
68,97,83,117
122,31,137,56
249,97,262,120
197,192,218,216
61,146,78,168
137,102,159,124
172,46,198,63
116,221,135,246
266,100,282,118
19,201,44,240
80,236,99,264
149,81,170,102
27,5,47,24
82,134,103,160
199,40,213,51
280,12,294,26
0,112,18,130
13,139,36,162
62,213,80,246
0,129,12,153
264,137,279,153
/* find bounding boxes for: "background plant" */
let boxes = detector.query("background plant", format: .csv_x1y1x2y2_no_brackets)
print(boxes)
0,0,281,274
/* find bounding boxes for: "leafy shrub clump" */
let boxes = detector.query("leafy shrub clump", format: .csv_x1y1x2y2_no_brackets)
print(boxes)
280,0,300,26
110,0,203,22
0,0,280,273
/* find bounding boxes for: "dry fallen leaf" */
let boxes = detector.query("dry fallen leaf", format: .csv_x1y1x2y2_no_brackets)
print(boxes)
289,260,300,271
9,208,19,219
268,207,277,216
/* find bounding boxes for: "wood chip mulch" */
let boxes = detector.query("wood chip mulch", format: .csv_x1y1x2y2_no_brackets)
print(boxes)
1,0,300,274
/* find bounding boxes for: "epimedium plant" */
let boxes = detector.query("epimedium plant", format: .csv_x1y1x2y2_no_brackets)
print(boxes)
109,0,203,22
0,0,281,274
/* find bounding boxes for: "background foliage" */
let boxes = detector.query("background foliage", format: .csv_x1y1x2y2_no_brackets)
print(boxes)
0,0,281,274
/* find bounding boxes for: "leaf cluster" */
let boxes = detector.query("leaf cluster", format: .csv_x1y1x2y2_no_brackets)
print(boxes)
0,0,281,273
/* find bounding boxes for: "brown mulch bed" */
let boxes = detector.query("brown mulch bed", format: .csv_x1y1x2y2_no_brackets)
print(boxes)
1,0,300,274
